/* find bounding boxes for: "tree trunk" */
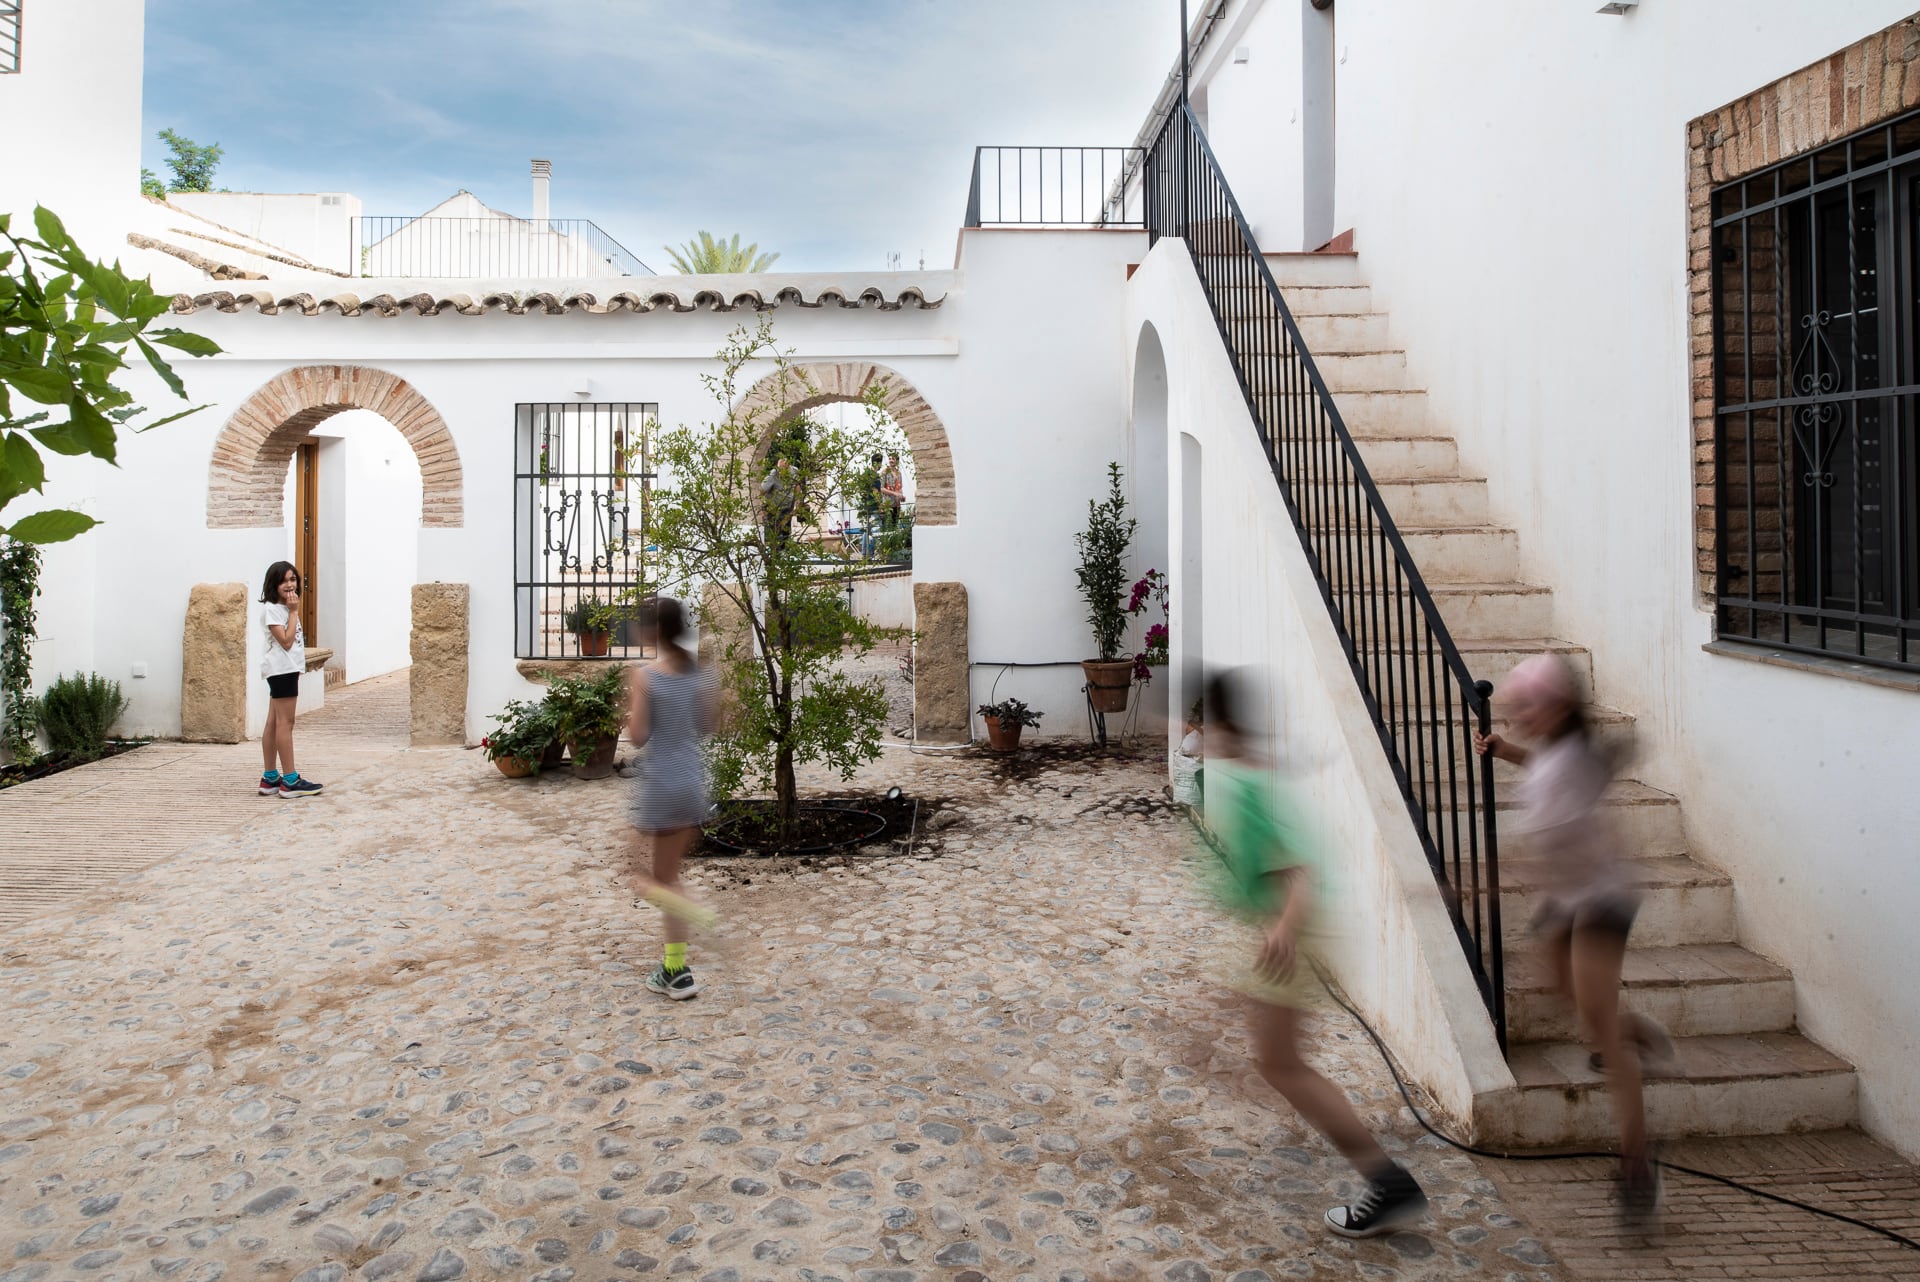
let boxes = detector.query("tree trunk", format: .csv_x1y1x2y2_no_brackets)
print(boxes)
774,746,797,830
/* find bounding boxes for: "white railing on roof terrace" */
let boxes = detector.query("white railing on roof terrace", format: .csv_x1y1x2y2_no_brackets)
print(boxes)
352,216,654,278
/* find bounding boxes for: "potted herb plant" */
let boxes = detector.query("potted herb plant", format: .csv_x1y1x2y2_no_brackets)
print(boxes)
977,697,1042,752
564,596,620,657
481,697,563,777
1075,462,1138,714
547,668,627,779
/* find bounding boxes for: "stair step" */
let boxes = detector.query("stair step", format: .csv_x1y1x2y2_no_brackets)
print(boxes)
1350,434,1460,479
1363,637,1591,692
1228,314,1391,354
1497,854,1730,949
1293,312,1391,352
1262,250,1363,287
1507,943,1797,1042
1239,349,1410,392
1302,474,1486,526
1488,1032,1855,1147
1291,389,1428,436
1390,525,1520,583
1358,580,1552,640
1216,283,1373,319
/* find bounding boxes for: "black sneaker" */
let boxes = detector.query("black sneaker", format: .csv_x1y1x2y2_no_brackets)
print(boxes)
1325,1162,1428,1238
1620,1154,1664,1229
278,777,324,798
645,965,699,1001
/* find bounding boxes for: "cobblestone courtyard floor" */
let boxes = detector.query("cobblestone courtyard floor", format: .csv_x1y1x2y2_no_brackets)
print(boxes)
1,679,1916,1281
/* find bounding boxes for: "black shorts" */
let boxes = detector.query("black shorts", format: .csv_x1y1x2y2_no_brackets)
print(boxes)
1533,893,1639,941
266,672,300,700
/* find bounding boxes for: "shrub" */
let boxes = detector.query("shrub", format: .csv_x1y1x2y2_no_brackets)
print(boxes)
39,672,128,761
976,697,1043,729
1075,462,1136,661
546,669,627,750
481,697,562,771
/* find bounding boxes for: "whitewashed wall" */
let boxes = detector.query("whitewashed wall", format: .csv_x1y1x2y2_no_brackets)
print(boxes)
0,0,144,254
1230,0,1920,1153
169,193,362,274
28,228,1171,753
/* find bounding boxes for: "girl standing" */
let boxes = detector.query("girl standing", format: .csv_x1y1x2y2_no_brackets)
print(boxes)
626,597,717,999
1476,654,1672,1221
1200,670,1427,1238
258,561,323,798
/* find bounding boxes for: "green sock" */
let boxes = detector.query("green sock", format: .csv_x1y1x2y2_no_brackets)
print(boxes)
663,942,688,974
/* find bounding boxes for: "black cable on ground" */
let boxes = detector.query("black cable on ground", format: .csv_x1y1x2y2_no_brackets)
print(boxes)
1183,809,1918,1253
1312,964,1920,1254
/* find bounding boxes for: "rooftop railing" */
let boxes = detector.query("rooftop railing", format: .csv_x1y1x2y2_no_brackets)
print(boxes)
352,216,655,278
963,146,1145,229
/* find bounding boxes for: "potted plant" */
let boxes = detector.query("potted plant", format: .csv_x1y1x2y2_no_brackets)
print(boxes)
547,668,627,779
482,698,563,777
564,596,620,657
1075,462,1138,714
977,697,1042,752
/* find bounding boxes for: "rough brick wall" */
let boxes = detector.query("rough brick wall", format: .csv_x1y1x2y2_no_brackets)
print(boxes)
206,365,463,529
1688,15,1920,604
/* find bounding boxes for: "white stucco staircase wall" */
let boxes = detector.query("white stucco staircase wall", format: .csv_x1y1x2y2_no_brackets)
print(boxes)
1127,238,1514,1129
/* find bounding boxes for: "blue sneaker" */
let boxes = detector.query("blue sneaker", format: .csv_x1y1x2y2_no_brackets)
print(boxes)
278,777,324,798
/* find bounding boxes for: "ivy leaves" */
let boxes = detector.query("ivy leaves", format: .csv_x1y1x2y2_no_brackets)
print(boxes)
0,206,222,543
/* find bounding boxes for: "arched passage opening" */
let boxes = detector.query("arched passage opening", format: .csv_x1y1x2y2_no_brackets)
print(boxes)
1133,323,1178,752
202,365,465,746
731,361,958,740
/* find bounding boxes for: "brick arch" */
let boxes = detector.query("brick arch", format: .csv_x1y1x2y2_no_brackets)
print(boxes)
206,365,462,528
732,362,956,526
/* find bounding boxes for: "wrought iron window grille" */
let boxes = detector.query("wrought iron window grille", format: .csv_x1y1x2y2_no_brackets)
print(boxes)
513,402,659,660
0,3,22,74
1711,107,1920,672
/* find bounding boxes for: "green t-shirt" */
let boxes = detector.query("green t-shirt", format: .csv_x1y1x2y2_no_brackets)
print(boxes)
1202,758,1318,920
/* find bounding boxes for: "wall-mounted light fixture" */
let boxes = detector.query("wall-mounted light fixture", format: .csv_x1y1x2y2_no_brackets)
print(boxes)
1596,1,1637,13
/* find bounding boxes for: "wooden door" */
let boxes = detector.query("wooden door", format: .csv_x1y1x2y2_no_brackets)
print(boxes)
295,441,319,645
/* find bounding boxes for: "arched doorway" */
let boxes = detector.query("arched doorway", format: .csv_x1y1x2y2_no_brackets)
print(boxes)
1133,324,1176,749
731,361,956,740
203,365,466,746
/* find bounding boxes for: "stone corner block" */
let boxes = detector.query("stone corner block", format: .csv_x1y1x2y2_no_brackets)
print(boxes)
913,581,970,745
410,582,469,746
180,582,249,743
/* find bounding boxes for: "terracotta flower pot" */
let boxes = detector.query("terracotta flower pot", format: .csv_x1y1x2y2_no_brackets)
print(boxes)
1081,660,1134,714
984,718,1023,752
576,630,611,658
571,733,619,780
541,739,567,769
494,756,534,778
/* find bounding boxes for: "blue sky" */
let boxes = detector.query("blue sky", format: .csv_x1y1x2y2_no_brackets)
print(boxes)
142,1,1173,273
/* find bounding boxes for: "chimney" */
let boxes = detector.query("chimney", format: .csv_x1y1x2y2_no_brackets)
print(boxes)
531,159,551,229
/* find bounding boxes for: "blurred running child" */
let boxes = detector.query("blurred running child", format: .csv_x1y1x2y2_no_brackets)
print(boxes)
1200,669,1427,1238
1476,654,1673,1221
625,597,718,999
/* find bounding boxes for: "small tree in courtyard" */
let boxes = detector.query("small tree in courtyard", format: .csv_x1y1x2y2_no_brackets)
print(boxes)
648,315,908,829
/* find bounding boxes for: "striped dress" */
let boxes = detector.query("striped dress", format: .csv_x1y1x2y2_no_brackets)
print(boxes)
629,664,715,832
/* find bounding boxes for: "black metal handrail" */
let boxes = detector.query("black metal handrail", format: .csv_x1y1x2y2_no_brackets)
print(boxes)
353,216,655,278
963,146,1145,229
1145,103,1507,1047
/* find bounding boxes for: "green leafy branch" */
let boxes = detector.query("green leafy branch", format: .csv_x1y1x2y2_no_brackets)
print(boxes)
0,206,221,543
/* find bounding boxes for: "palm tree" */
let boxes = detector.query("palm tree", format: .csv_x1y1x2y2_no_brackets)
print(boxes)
664,231,780,274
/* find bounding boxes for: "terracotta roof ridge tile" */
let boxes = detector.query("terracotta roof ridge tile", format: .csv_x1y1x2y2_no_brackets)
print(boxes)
167,281,947,317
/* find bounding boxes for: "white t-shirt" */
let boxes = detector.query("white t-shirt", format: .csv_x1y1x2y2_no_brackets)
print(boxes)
261,602,305,678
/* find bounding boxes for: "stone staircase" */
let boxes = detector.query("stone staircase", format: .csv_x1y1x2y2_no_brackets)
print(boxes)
1229,250,1858,1147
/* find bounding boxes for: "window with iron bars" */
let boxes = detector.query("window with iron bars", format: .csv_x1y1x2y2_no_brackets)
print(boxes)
1711,108,1920,673
513,403,658,660
0,3,22,74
